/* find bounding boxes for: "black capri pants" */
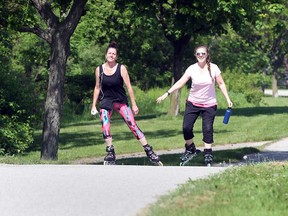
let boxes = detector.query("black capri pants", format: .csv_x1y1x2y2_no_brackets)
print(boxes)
183,101,217,144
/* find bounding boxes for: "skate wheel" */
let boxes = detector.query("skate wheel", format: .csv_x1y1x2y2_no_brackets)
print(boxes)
206,163,212,167
156,161,163,166
103,161,116,165
180,162,184,166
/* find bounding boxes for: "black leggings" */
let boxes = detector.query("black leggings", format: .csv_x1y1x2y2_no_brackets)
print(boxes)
183,101,217,144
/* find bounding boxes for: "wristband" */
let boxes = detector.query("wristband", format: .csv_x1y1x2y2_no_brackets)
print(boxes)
167,91,171,96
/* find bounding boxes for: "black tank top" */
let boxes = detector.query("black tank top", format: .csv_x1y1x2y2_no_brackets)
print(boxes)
99,64,128,105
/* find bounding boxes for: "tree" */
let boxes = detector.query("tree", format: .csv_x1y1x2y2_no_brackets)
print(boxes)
264,1,288,96
7,0,88,160
70,0,173,90
234,0,288,97
117,0,264,115
0,2,37,155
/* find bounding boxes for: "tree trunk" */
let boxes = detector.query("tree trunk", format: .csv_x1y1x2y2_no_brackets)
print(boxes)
168,35,191,116
41,35,69,160
272,72,278,98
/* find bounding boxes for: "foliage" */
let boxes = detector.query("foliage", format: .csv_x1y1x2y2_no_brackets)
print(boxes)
238,0,288,76
0,34,35,155
64,73,95,114
70,0,173,90
209,25,269,74
222,70,270,105
0,115,33,155
0,69,35,155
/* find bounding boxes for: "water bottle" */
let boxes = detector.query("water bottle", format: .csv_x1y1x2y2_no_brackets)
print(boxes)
223,107,232,124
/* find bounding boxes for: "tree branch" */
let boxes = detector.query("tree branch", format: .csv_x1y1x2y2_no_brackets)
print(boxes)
19,26,52,44
30,0,59,28
62,0,88,39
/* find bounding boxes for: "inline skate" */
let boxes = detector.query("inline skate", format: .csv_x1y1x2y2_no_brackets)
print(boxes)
180,143,201,166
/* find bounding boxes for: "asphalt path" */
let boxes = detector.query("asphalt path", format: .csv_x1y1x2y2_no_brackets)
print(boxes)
0,165,226,216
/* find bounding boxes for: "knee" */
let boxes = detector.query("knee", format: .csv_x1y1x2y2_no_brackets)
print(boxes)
183,124,192,135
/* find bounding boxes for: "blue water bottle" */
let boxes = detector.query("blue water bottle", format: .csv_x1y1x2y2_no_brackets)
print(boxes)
223,107,232,124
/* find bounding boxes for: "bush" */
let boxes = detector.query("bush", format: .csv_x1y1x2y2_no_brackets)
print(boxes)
132,86,168,115
222,70,267,106
0,115,33,155
0,64,38,155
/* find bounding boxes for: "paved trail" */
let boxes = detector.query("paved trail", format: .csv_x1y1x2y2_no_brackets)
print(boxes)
0,165,225,216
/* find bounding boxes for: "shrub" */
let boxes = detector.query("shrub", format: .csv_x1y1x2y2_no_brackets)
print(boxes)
0,115,33,155
222,70,267,106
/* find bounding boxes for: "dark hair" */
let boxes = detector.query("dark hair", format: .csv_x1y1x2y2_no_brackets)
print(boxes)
194,45,213,82
105,41,118,54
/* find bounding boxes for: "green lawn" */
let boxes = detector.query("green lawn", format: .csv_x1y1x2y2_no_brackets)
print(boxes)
0,96,287,164
143,162,288,216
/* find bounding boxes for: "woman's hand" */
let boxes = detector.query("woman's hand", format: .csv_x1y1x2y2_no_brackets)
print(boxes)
91,107,99,116
132,104,139,115
227,100,233,108
156,92,169,104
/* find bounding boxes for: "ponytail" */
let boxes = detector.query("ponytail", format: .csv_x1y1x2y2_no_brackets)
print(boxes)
206,56,214,82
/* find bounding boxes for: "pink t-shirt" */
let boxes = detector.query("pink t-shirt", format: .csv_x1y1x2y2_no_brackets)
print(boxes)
186,63,221,107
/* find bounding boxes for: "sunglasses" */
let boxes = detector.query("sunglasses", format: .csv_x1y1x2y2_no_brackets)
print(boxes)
196,52,207,56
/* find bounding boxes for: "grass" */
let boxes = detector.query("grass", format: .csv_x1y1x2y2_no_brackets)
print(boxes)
0,96,287,164
143,162,288,216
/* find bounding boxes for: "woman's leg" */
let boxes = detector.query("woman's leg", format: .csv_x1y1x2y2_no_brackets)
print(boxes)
201,105,217,145
100,108,113,146
113,103,146,144
114,103,161,164
100,108,116,164
201,105,217,165
183,102,200,145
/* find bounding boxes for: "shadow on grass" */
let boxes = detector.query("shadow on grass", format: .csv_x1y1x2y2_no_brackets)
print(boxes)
92,147,260,166
216,106,287,117
29,127,199,152
60,113,163,128
28,131,104,152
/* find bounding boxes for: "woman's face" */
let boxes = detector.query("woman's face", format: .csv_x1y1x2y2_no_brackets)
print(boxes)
195,47,208,63
106,48,117,62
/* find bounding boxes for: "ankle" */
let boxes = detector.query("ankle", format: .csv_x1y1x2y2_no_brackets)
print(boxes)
204,148,212,154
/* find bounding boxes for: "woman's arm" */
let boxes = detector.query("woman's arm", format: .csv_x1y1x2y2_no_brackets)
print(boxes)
91,66,101,115
121,65,139,115
156,70,190,103
216,74,233,107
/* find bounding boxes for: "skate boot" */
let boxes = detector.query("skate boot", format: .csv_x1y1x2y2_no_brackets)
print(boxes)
204,149,213,167
103,145,116,165
180,143,201,166
143,144,163,166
